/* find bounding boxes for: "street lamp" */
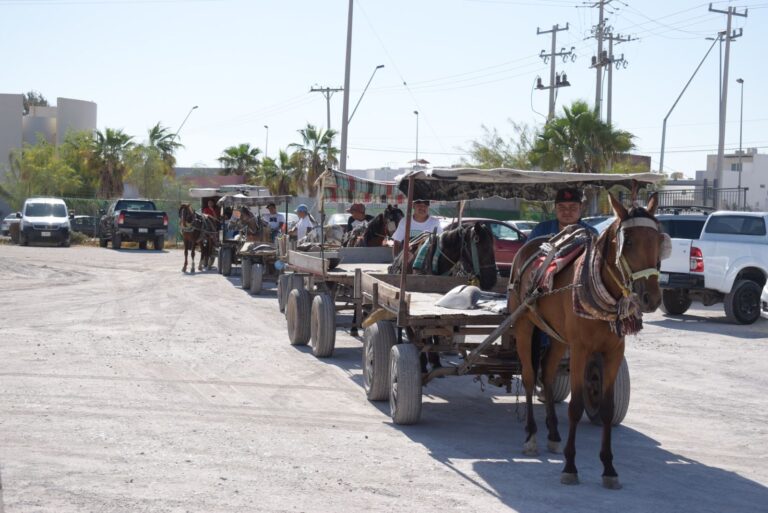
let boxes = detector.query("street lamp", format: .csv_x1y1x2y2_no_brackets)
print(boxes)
348,64,384,123
413,110,419,167
736,78,744,208
173,105,198,142
264,125,269,158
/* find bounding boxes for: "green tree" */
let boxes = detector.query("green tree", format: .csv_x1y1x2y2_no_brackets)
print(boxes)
59,130,100,197
260,150,302,195
528,100,634,173
0,136,81,208
92,128,135,198
289,124,338,196
147,122,182,171
463,121,535,169
217,143,261,179
23,90,49,115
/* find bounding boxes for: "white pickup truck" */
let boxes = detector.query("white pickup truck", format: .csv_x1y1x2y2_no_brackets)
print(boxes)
659,211,768,324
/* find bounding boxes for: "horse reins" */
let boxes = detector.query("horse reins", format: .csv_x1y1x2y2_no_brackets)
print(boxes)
604,217,661,298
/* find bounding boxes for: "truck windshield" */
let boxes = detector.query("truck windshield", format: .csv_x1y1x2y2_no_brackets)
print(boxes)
25,203,67,217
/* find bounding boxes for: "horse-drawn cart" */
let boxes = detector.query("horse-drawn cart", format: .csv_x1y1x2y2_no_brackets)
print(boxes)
359,168,663,428
215,194,291,294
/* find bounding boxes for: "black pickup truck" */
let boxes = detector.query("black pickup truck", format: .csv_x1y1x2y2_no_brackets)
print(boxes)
99,199,168,250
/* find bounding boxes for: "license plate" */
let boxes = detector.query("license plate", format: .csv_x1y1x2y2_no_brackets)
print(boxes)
41,231,51,237
138,228,148,233
659,272,669,285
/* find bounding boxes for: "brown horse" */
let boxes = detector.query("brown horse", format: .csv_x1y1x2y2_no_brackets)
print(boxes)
342,205,404,247
178,204,219,272
508,192,662,489
232,206,271,243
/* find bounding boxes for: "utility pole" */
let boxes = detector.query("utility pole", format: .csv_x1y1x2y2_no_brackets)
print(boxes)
590,0,612,118
339,0,354,174
604,31,632,126
536,23,575,120
709,3,747,198
309,86,343,130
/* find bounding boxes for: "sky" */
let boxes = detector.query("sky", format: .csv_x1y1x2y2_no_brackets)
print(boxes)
2,0,767,178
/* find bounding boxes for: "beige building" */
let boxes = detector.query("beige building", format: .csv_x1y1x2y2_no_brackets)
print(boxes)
701,149,768,211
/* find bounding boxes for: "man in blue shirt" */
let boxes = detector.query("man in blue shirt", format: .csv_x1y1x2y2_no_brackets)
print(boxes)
529,187,597,239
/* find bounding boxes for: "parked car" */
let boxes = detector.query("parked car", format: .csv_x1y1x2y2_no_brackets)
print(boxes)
18,197,71,247
582,215,611,227
505,220,537,236
324,213,349,228
443,217,527,276
99,198,168,250
1,212,21,236
70,215,98,237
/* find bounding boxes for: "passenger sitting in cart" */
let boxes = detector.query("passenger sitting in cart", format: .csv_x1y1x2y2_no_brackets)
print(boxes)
262,202,285,241
224,207,239,239
289,204,315,240
528,187,597,375
202,199,218,218
345,203,373,232
392,199,443,256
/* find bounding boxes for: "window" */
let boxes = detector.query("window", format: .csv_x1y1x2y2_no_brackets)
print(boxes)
705,216,766,236
659,220,705,240
731,163,743,172
25,203,66,217
489,222,521,241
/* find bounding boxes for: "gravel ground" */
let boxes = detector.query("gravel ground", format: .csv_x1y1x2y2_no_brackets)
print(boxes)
0,244,766,513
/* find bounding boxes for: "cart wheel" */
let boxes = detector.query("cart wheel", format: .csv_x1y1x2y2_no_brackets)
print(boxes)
311,293,336,358
363,321,397,401
286,288,311,346
278,274,289,313
241,258,252,290
585,355,630,426
250,263,264,295
389,344,422,425
220,248,232,276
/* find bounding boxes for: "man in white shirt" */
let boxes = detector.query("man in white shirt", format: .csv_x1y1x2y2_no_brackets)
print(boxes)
392,199,442,255
290,204,315,240
261,202,285,241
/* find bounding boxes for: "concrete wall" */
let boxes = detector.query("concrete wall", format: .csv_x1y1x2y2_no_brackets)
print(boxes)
705,150,768,211
56,97,97,144
0,94,23,172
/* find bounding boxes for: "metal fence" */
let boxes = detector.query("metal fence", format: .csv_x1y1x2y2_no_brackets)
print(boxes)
620,187,749,211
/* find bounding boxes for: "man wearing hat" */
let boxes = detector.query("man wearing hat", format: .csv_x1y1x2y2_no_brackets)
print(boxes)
392,199,443,256
345,203,374,233
290,204,315,240
261,202,285,241
529,187,597,239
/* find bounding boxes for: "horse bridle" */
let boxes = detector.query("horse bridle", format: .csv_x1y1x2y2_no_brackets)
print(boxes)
606,217,661,297
434,225,495,278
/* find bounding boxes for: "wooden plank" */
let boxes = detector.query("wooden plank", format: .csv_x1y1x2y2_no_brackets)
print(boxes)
338,246,393,264
287,250,330,275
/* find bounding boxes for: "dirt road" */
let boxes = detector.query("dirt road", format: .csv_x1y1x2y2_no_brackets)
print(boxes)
1,245,766,512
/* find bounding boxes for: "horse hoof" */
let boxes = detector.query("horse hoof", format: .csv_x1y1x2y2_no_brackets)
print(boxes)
560,473,579,485
602,476,622,490
522,439,538,456
547,440,561,454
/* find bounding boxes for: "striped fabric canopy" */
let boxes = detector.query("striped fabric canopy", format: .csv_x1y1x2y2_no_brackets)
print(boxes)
319,170,406,205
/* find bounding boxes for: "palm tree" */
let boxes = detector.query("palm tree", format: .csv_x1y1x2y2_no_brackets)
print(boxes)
529,100,635,173
260,150,303,195
147,122,182,171
217,143,261,178
92,128,135,198
289,124,338,196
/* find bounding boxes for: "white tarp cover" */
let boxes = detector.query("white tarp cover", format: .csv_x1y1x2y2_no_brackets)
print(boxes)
216,194,292,207
396,168,663,202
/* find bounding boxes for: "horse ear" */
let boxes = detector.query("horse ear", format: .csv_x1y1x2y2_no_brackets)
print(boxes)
608,191,629,220
646,192,659,217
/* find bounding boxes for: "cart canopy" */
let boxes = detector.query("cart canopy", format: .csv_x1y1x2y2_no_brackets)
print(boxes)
189,184,271,198
396,168,663,202
319,169,406,205
216,194,292,208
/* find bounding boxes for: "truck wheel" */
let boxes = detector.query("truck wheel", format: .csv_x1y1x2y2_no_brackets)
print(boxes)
389,344,423,425
310,293,336,358
286,288,311,346
154,237,164,250
724,279,762,325
241,258,252,290
112,233,122,250
659,289,692,315
363,321,397,401
250,264,264,295
138,241,147,250
585,355,630,426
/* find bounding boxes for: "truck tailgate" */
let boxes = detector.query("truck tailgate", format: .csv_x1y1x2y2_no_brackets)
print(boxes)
121,211,165,229
660,238,692,274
